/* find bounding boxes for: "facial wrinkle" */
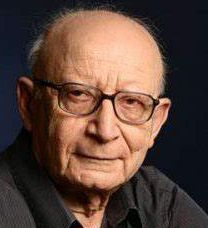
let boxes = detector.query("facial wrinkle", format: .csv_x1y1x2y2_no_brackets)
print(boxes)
61,50,155,93
68,55,97,84
70,54,145,74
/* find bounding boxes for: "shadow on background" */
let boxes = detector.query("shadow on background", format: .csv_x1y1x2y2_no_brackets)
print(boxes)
0,0,208,212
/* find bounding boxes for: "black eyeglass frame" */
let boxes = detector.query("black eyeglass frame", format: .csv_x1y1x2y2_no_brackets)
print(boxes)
32,78,160,125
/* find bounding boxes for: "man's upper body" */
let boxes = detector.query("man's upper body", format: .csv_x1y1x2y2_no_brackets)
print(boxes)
1,8,208,228
1,128,208,228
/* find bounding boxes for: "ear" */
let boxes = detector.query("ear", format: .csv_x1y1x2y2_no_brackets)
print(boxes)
16,77,34,132
148,98,171,148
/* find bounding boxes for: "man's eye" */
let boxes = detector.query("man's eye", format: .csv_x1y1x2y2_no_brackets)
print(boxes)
67,89,92,101
125,98,139,105
70,90,86,97
123,97,143,106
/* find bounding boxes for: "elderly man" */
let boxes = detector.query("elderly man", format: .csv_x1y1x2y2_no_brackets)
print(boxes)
0,8,207,228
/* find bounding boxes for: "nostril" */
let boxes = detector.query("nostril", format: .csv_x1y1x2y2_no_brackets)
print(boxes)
86,123,119,143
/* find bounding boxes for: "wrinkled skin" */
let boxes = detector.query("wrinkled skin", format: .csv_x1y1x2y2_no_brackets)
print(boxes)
17,10,171,227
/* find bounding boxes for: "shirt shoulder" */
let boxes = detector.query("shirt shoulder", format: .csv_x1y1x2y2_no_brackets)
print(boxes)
0,152,16,190
131,166,208,228
134,166,176,193
0,152,36,228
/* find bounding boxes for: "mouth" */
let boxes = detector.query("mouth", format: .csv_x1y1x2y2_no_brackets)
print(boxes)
75,153,118,161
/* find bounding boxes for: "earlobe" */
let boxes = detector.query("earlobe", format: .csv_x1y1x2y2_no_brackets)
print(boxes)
16,77,34,131
148,98,171,148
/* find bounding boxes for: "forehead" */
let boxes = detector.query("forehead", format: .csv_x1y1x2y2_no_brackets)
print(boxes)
40,11,163,95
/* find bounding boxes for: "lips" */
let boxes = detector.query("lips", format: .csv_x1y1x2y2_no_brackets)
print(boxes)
74,143,128,162
75,152,118,161
75,145,121,161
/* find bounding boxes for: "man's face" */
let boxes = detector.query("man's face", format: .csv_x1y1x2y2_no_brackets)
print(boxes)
20,12,170,192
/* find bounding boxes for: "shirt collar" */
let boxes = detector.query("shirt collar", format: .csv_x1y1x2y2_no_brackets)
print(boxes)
106,179,141,227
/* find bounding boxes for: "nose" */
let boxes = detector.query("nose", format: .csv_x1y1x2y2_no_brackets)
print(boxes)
86,99,120,143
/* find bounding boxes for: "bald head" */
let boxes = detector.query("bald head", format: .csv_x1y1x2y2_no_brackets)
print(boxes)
30,9,165,95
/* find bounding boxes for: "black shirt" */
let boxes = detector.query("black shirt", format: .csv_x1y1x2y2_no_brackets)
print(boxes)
0,129,207,228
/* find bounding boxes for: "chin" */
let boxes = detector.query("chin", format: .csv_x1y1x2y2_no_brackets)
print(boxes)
73,171,125,193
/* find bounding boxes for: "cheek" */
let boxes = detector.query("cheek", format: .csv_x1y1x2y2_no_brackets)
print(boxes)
120,124,152,181
31,99,87,185
38,110,87,178
123,123,152,152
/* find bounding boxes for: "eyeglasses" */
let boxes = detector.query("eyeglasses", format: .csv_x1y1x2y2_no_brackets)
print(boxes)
33,79,160,125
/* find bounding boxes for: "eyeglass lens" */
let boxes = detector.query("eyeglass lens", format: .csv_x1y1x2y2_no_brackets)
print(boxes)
58,83,154,124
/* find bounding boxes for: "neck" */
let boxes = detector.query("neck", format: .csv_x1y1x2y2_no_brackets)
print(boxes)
57,185,111,228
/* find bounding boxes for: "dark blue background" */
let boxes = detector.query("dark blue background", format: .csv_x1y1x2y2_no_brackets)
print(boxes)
1,0,208,212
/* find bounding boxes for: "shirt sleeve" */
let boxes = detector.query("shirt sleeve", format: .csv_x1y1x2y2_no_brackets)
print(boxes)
169,187,208,228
